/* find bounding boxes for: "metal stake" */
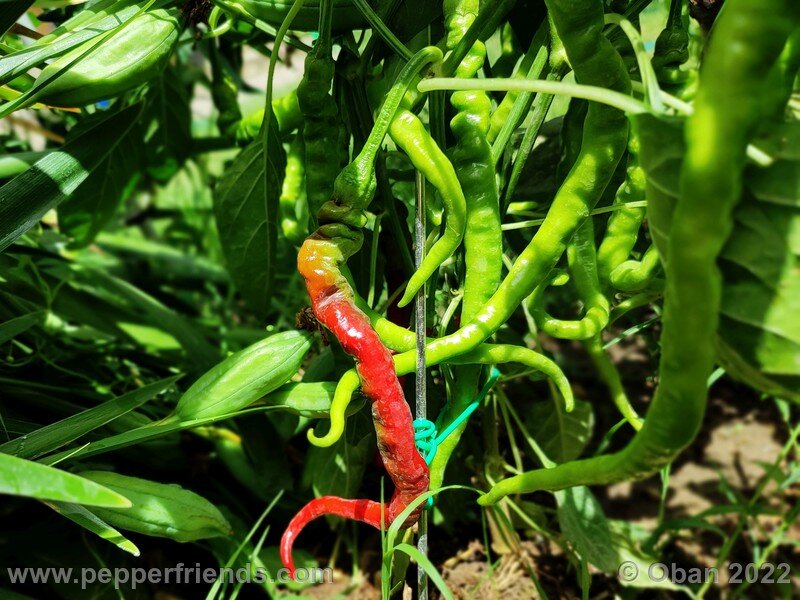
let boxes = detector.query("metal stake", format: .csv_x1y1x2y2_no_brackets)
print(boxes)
414,171,428,600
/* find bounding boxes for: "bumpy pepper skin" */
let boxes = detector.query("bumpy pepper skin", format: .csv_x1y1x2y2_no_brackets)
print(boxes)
429,0,502,490
479,0,800,504
652,0,690,86
391,109,467,307
380,0,630,381
297,10,345,221
36,8,182,107
279,135,309,244
596,138,647,291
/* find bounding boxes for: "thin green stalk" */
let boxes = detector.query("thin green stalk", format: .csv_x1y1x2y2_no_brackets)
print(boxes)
350,0,412,61
419,77,647,114
584,335,642,430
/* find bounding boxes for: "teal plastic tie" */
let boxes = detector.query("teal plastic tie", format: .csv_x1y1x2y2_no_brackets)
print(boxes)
413,367,501,508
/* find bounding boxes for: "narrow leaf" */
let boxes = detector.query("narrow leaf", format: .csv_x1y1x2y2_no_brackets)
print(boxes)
0,103,143,251
142,66,192,180
58,118,144,247
0,311,44,344
0,376,179,459
392,543,454,600
0,453,131,507
556,486,617,572
529,398,594,463
46,501,140,556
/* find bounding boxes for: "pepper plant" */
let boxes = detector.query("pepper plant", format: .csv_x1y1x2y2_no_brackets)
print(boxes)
0,0,799,598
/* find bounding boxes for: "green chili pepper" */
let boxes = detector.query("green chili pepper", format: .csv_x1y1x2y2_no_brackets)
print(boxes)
236,90,303,143
279,134,309,244
651,0,690,86
297,0,345,221
34,7,183,107
447,344,574,412
764,28,800,119
210,42,242,138
531,220,610,340
272,89,303,133
428,0,503,490
609,245,661,292
583,334,642,429
491,22,522,79
310,0,631,428
528,97,609,340
479,0,800,504
391,109,467,307
596,137,646,291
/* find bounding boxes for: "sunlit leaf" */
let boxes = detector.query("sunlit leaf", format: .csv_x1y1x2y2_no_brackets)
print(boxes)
0,103,143,252
213,126,286,316
0,453,131,507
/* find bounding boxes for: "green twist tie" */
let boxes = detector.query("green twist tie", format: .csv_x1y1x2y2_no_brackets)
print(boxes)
413,367,501,508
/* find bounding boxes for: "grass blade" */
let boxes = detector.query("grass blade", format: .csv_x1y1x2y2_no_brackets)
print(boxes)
0,453,131,507
0,376,179,459
46,501,140,556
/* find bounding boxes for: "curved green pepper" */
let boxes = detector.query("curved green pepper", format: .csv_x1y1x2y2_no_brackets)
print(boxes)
479,0,800,504
35,7,182,107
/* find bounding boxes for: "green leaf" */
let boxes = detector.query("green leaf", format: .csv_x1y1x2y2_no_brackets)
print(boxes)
0,453,131,507
40,401,322,466
634,113,800,401
213,131,286,316
96,231,228,284
606,519,687,591
0,376,178,459
528,398,593,463
57,259,219,369
0,103,143,252
0,310,43,344
212,424,291,500
46,501,140,556
392,543,454,600
57,114,144,247
556,486,618,572
142,65,192,180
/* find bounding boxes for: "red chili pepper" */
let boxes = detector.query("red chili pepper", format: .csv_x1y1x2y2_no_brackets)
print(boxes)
280,235,429,577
